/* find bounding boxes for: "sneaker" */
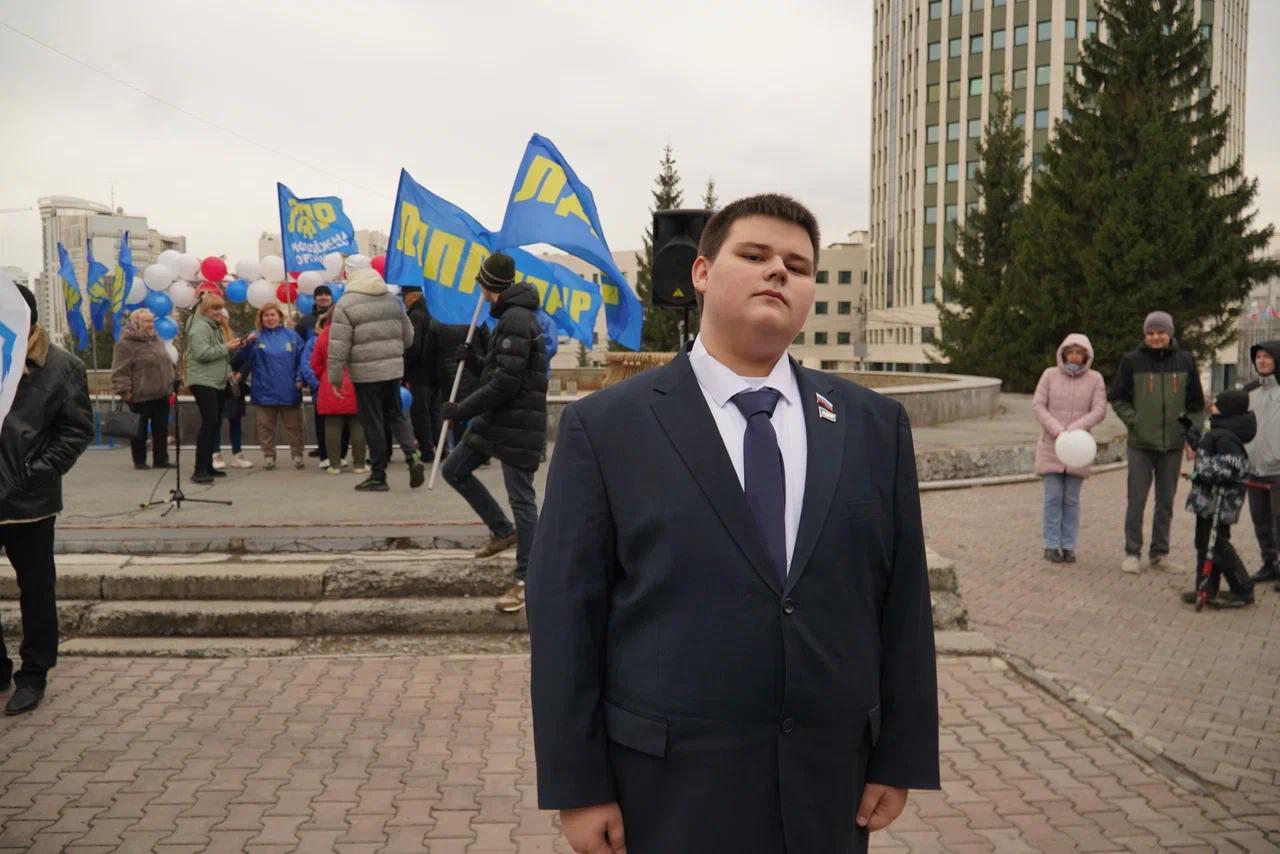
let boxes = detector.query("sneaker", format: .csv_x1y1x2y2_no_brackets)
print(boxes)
264,457,276,471
293,455,305,470
1148,555,1184,574
1218,589,1255,606
317,458,330,469
352,465,369,475
308,448,323,458
495,580,526,613
1044,548,1064,563
152,461,174,469
408,453,426,489
211,453,226,471
1121,555,1141,574
1207,595,1247,609
230,453,254,469
327,466,343,475
1061,550,1077,564
341,457,352,470
1250,561,1280,584
475,531,518,559
191,471,214,485
354,477,389,492
208,468,227,478
1180,591,1202,605
134,462,151,471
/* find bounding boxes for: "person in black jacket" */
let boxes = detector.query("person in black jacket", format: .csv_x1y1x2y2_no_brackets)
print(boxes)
0,284,93,715
429,318,488,453
402,287,441,462
441,253,548,613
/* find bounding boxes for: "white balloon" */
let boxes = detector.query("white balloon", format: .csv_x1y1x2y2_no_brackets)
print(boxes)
125,276,148,306
143,263,175,291
168,280,197,310
156,249,182,272
247,278,275,309
176,253,201,282
1054,430,1098,469
297,270,325,296
235,258,261,282
322,252,344,278
386,284,401,297
165,342,179,364
260,255,286,283
345,254,370,273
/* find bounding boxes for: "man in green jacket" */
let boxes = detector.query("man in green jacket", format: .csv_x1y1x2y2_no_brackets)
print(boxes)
1109,311,1205,575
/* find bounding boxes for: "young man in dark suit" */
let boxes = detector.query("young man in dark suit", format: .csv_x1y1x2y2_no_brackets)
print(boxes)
527,195,940,853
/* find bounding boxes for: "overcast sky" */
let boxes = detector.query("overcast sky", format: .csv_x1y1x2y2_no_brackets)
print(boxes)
1,0,1277,278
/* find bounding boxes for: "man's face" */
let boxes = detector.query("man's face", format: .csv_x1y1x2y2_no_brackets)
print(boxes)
1256,350,1276,376
316,294,333,311
1145,329,1170,349
481,287,501,304
692,216,816,355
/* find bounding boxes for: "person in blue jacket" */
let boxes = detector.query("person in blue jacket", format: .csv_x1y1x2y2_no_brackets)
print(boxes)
246,302,305,470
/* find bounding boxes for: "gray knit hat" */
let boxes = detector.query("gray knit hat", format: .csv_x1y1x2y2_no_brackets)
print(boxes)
1143,311,1174,335
477,253,517,292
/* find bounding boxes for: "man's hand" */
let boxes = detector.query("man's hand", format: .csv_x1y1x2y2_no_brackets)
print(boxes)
560,802,626,854
1185,444,1197,462
856,784,908,832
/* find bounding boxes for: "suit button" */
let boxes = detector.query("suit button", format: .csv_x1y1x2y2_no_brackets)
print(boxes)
782,598,795,615
781,717,795,734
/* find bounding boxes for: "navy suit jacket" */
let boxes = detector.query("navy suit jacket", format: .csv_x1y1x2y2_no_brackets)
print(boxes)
527,351,939,853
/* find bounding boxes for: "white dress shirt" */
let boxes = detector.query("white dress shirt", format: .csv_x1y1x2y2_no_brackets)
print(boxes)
689,336,808,572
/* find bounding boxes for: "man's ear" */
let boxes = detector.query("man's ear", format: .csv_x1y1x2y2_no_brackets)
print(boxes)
692,255,710,311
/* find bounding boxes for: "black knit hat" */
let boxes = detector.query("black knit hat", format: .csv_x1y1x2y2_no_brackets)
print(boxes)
16,283,37,324
478,253,517,292
313,285,332,298
1216,389,1250,418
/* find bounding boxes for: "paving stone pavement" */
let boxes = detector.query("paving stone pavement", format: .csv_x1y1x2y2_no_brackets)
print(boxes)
0,652,1276,853
922,468,1280,819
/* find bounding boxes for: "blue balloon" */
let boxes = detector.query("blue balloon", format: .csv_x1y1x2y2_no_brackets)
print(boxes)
327,283,344,302
225,278,249,304
144,290,173,317
296,293,315,315
400,386,412,412
154,316,179,341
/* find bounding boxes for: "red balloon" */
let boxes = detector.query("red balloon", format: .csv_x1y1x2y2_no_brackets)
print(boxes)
275,282,298,304
200,256,228,283
371,255,387,276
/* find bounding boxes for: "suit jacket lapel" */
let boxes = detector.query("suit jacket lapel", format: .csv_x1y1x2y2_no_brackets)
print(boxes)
786,365,846,594
651,354,784,598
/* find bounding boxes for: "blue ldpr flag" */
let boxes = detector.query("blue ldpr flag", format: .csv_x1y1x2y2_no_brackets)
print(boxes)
496,134,642,350
85,237,110,331
277,183,360,272
385,169,601,346
111,230,136,340
57,243,89,350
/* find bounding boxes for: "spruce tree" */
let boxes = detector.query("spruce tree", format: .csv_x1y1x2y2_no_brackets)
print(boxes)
703,177,719,212
936,92,1028,377
625,144,690,351
1001,0,1276,391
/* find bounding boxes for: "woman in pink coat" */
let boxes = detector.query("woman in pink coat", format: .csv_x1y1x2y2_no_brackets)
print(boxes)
1033,333,1108,563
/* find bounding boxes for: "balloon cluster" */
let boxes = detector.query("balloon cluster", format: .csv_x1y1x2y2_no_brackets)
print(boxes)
135,252,230,341
221,251,387,311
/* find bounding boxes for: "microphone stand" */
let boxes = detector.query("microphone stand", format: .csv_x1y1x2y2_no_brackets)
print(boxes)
142,378,233,517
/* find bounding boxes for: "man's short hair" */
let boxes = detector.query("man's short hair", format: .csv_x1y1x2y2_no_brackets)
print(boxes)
697,194,821,267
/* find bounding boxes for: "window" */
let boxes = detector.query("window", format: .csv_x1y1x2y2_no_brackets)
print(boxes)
1064,63,1076,84
923,286,936,303
947,121,961,141
1034,108,1049,129
948,79,962,99
793,333,805,345
992,29,1006,50
928,41,941,61
1061,106,1073,123
970,35,984,54
967,160,979,179
837,301,852,315
1014,24,1029,45
837,332,851,346
925,164,939,184
1085,19,1098,38
838,270,852,284
922,328,937,344
1013,111,1026,128
971,0,984,9
815,270,829,284
814,332,828,345
1037,20,1052,41
923,246,937,264
1201,23,1212,40
1036,64,1051,86
1032,152,1044,172
969,77,982,96
949,37,963,58
815,301,828,315
929,1,942,18
993,0,1005,5
945,204,958,222
925,206,938,224
968,118,982,138
946,163,960,182
991,71,1005,92
927,124,940,143
927,83,940,102
1065,19,1078,39
1013,68,1028,89
950,0,963,13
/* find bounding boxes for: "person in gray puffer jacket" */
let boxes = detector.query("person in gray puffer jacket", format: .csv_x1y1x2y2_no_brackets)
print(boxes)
1243,340,1280,586
327,267,424,491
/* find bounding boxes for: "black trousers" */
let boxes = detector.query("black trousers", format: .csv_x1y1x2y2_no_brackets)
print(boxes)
129,397,170,466
0,516,58,689
1193,516,1254,597
1246,474,1280,565
191,384,225,476
353,380,417,480
408,382,441,462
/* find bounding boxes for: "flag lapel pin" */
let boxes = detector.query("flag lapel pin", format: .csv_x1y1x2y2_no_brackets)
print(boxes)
816,392,837,422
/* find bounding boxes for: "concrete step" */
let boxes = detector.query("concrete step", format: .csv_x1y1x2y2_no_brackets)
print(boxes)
59,633,531,658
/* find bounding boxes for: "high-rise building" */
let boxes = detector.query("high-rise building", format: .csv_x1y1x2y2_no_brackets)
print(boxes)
867,0,1249,371
792,231,870,370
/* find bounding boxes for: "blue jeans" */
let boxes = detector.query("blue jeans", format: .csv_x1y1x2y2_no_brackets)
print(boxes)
442,434,538,580
1043,473,1084,550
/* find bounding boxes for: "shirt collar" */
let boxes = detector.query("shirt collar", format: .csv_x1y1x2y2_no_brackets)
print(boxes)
689,336,798,409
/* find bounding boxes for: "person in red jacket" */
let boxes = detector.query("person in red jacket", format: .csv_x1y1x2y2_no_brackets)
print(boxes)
309,309,367,475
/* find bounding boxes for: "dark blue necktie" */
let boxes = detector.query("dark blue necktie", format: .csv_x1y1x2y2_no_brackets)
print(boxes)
731,388,787,587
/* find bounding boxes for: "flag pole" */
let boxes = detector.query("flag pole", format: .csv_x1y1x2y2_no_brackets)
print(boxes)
427,290,486,490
